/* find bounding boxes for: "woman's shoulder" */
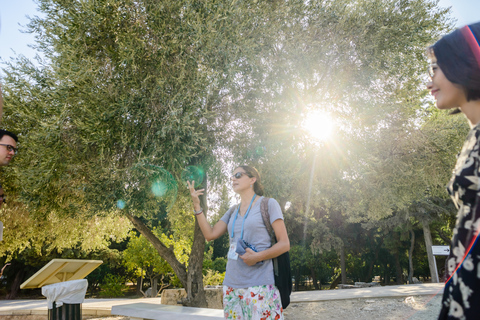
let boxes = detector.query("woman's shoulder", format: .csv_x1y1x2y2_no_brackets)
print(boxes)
260,197,283,215
220,204,239,221
263,196,280,206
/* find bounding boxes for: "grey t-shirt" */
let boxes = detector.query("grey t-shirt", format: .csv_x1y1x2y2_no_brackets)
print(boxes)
220,196,284,288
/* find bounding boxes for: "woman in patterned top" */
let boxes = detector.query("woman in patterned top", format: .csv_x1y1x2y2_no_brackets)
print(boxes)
427,22,480,319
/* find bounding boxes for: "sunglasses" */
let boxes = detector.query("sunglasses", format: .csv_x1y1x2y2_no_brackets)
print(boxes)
427,63,438,79
230,172,249,180
0,144,17,155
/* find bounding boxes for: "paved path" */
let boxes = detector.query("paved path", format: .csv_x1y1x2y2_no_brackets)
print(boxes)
0,283,445,317
291,283,444,302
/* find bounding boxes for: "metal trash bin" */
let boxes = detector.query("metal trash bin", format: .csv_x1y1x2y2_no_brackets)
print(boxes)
49,302,81,320
42,279,88,320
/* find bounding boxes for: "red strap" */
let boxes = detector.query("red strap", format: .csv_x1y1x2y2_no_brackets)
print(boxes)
461,26,480,67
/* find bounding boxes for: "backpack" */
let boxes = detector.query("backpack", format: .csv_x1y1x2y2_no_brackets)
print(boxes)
260,197,292,309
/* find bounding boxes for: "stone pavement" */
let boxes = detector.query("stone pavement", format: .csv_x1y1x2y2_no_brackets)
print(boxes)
0,283,445,318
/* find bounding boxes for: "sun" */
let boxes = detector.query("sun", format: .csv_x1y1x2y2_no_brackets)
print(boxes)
303,112,334,142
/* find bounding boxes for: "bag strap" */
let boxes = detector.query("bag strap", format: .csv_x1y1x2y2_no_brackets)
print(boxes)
260,197,276,244
228,204,239,220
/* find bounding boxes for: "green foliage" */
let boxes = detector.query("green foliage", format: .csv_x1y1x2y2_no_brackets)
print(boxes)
123,229,190,291
0,0,459,294
203,246,227,273
99,274,128,298
202,270,225,287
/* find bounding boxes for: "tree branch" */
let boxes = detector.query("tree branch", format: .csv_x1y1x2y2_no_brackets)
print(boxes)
126,213,188,287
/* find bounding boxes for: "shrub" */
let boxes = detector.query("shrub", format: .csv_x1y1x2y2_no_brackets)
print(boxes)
99,274,127,298
203,270,225,286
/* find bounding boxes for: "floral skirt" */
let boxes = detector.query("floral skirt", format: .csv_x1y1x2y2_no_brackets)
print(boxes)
223,284,284,320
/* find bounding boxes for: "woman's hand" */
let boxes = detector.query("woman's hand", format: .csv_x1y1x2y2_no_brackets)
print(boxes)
187,180,204,207
239,248,260,266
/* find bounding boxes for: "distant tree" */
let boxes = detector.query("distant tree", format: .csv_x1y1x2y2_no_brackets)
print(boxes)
123,230,189,297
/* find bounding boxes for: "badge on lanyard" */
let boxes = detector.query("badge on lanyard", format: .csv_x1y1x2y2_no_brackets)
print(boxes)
227,243,238,260
227,194,257,261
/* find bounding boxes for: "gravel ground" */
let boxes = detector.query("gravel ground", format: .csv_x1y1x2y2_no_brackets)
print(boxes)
85,294,442,320
283,294,443,320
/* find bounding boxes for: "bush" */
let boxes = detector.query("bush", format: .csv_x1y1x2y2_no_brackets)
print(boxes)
203,270,225,286
99,274,128,298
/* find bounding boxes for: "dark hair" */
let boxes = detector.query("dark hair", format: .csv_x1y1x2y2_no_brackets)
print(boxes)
237,165,265,196
0,130,18,143
429,22,480,102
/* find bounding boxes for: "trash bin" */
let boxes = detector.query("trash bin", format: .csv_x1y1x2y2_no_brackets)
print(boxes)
42,279,88,320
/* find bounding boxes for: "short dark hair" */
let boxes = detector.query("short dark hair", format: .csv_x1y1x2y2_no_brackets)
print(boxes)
236,165,265,196
429,22,480,102
0,130,18,143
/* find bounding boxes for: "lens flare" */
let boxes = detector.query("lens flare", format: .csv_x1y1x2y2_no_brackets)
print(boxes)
255,146,266,156
116,200,126,210
151,180,167,197
125,163,178,214
181,166,204,187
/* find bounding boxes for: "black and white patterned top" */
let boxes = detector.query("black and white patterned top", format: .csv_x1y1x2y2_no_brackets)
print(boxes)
440,124,480,319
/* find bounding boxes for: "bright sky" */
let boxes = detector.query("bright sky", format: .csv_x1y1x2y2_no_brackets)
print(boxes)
0,0,479,65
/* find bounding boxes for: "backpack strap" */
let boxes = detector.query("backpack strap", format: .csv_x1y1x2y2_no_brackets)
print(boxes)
228,204,239,221
260,197,276,244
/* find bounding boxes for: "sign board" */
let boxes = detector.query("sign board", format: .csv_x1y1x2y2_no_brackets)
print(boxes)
20,259,103,289
432,245,450,256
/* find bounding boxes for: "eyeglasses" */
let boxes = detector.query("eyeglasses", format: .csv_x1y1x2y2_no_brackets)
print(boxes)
230,172,249,180
0,144,17,155
428,63,438,79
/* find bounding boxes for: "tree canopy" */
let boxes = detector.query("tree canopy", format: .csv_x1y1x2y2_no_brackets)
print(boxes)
0,0,462,302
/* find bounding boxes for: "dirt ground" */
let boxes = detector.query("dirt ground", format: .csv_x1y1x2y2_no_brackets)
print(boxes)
283,295,442,320
87,294,443,320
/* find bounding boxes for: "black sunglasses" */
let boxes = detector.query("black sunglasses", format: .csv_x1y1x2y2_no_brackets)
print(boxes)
230,172,249,180
0,144,17,155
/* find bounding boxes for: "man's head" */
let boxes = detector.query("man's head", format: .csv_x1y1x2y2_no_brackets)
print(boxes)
0,130,18,166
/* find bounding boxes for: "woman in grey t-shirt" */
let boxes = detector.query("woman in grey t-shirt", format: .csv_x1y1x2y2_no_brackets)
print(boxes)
187,165,290,319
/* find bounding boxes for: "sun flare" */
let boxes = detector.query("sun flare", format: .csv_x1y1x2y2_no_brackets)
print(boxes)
303,112,334,142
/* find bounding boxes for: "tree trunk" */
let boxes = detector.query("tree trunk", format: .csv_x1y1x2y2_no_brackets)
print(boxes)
311,267,319,290
422,220,439,283
152,278,158,297
127,214,188,286
340,244,347,284
408,229,415,284
365,233,385,282
394,250,403,285
384,263,390,285
136,276,143,296
295,269,300,291
182,172,208,307
329,273,342,289
6,269,25,299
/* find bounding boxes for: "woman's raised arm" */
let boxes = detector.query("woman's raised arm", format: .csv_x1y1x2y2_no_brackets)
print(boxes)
187,180,228,241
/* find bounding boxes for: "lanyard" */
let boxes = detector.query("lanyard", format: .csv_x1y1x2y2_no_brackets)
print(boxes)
231,194,257,240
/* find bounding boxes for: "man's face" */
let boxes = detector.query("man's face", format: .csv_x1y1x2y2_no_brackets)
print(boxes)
0,135,17,166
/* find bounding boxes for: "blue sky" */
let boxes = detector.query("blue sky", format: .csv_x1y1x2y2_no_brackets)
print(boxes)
0,0,479,64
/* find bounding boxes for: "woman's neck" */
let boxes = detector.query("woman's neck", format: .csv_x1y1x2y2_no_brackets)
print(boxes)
460,100,480,128
239,189,256,206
